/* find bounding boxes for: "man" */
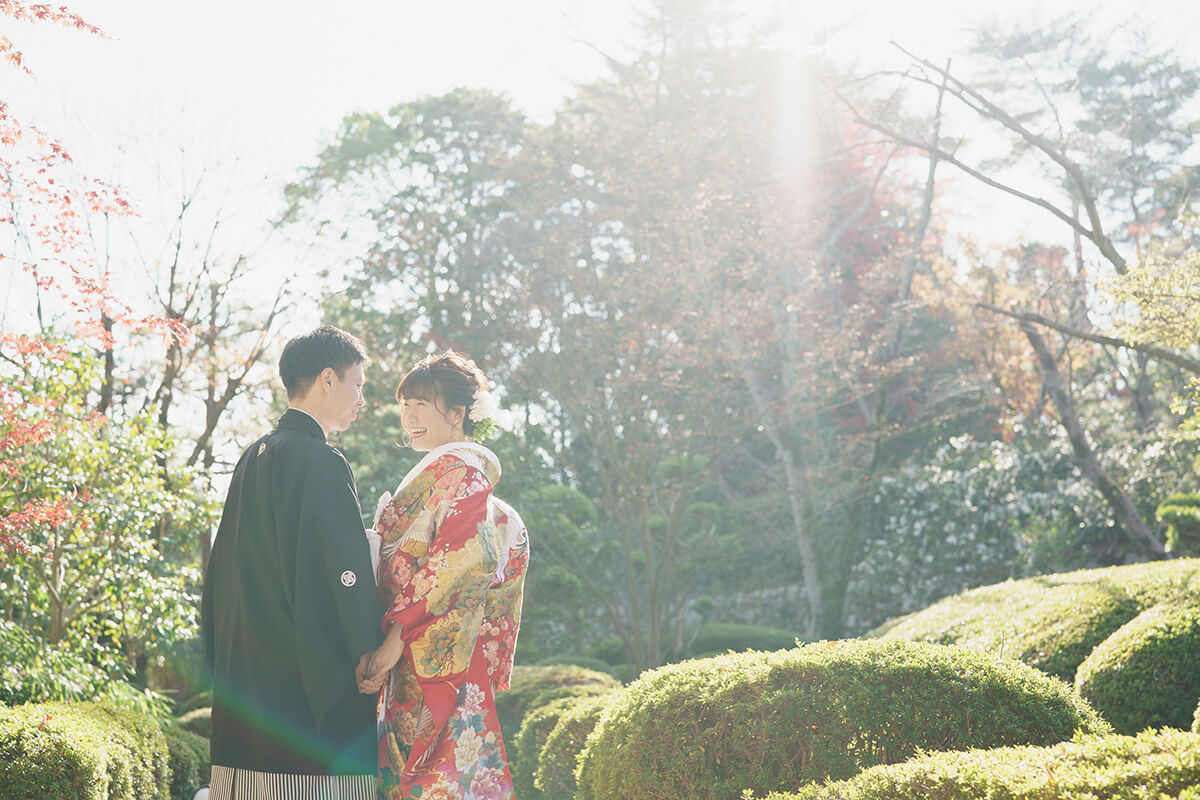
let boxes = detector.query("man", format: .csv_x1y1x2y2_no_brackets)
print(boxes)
202,326,382,800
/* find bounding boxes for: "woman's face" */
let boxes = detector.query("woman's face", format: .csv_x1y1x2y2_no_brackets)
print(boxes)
400,394,465,452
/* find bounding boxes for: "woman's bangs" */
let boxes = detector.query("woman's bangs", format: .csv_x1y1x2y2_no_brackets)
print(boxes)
396,366,438,403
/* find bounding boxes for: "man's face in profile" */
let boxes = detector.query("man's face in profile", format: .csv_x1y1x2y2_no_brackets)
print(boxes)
326,362,366,434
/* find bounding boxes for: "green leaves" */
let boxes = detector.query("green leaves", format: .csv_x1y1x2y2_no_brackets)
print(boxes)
0,344,216,695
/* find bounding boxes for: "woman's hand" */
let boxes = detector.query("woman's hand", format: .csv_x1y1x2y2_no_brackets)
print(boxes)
356,624,406,693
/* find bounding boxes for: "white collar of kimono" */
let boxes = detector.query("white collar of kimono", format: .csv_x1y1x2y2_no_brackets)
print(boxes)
396,440,500,494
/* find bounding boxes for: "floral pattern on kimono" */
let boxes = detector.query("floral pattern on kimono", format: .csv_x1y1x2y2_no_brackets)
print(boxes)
373,445,528,800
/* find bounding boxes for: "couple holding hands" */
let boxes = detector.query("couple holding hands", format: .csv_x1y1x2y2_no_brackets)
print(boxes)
202,326,528,800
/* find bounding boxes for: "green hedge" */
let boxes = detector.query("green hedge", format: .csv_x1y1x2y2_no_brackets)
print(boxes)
1159,493,1200,555
532,654,620,676
0,701,208,800
535,692,621,799
494,665,620,743
0,701,171,800
1076,603,1200,734
757,729,1200,800
576,640,1109,800
161,722,209,800
177,707,211,741
585,623,802,667
511,697,579,800
876,559,1200,681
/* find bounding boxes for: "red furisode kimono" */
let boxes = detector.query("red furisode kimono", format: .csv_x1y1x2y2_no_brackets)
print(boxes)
371,442,528,800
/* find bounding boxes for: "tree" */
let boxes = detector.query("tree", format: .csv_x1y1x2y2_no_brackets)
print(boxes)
840,18,1200,558
1,3,216,700
0,344,215,683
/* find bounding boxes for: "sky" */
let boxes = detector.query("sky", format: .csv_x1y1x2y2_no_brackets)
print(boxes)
5,0,1200,337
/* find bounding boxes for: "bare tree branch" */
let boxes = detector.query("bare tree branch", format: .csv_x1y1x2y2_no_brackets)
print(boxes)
976,302,1200,374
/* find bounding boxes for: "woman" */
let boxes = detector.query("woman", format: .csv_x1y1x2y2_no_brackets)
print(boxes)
357,351,528,800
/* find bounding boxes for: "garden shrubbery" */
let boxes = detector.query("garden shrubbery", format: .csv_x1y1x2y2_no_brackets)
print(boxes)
494,664,620,743
535,692,621,799
511,696,587,800
0,701,169,800
583,623,801,670
177,706,211,740
0,620,135,707
1158,493,1200,555
161,722,209,800
1075,603,1200,734
877,559,1200,681
0,701,208,800
575,640,1107,800
756,728,1200,800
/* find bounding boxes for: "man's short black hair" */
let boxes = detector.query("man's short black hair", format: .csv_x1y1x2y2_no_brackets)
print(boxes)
279,325,370,399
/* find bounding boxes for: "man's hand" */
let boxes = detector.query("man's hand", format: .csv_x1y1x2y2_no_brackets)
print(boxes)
356,651,388,694
356,625,407,693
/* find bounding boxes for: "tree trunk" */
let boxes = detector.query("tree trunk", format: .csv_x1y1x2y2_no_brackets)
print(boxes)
1020,321,1165,557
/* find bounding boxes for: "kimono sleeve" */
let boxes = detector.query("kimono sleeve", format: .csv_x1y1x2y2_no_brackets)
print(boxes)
384,457,501,679
292,450,382,727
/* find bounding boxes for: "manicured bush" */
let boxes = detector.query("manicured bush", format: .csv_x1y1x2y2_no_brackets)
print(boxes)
576,640,1108,800
511,697,578,800
877,559,1200,681
0,701,171,800
161,722,209,800
177,706,211,740
1159,493,1200,555
585,623,802,666
532,654,621,676
494,664,620,743
756,728,1200,800
535,692,621,799
1076,603,1200,734
176,690,212,715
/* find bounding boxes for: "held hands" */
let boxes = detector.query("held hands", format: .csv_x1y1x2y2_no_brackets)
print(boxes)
356,625,407,693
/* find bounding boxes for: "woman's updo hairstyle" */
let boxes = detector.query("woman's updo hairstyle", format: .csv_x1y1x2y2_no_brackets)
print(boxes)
395,350,489,437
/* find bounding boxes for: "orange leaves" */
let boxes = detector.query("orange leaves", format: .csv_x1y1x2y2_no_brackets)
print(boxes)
0,35,31,75
0,495,88,549
0,2,105,38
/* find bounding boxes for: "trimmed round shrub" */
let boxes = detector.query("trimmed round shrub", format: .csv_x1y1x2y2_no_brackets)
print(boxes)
878,575,1140,680
1076,603,1200,734
535,692,621,799
0,701,171,800
576,640,1109,800
585,623,802,666
495,665,620,743
877,560,1200,681
1159,493,1200,555
162,722,209,800
176,690,212,715
757,728,1200,800
511,697,579,800
533,654,620,675
177,706,211,740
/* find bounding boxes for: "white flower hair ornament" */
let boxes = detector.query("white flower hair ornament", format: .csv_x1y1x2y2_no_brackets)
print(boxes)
469,388,502,442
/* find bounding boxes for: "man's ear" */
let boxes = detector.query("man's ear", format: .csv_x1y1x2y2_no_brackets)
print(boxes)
319,366,338,392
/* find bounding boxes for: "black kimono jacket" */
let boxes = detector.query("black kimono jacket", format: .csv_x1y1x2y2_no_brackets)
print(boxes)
202,409,383,776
